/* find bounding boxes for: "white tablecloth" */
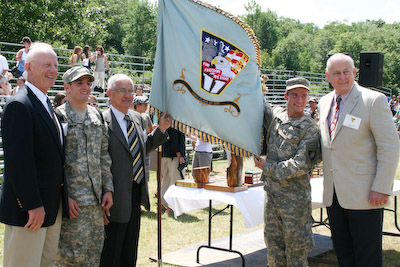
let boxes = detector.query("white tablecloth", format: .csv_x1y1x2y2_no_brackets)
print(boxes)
309,178,400,208
164,178,400,228
164,185,264,228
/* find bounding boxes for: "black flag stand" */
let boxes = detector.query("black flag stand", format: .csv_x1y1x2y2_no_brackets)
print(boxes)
157,145,163,266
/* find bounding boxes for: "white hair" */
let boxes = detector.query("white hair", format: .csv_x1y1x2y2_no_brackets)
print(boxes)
326,53,355,73
107,73,134,90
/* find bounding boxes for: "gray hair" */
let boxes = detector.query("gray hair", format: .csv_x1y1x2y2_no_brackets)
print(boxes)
326,53,355,73
107,73,134,90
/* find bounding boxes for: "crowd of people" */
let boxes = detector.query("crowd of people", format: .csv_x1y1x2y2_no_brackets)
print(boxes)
0,42,28,98
0,38,398,267
0,37,31,97
389,95,400,137
70,45,110,93
0,38,119,103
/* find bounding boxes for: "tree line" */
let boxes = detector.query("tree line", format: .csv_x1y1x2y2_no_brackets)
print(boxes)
1,0,399,93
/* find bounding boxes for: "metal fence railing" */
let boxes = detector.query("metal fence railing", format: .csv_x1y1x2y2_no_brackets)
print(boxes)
0,42,393,109
261,69,331,106
0,41,153,107
0,42,395,176
260,68,392,107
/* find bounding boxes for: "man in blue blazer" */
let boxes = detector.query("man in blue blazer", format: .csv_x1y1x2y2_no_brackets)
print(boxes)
0,43,69,266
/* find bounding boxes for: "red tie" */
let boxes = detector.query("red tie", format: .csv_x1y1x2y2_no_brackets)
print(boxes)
329,95,342,139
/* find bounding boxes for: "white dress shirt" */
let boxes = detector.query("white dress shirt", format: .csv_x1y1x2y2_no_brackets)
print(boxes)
110,105,129,143
25,81,63,144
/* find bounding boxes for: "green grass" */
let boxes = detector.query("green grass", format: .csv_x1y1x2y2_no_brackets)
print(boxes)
140,159,400,266
137,159,261,266
0,159,399,266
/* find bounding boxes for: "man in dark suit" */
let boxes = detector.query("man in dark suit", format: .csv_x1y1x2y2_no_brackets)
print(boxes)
100,74,170,267
0,42,68,266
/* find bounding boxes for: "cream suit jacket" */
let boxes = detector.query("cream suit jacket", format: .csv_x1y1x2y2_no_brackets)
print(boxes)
319,82,399,210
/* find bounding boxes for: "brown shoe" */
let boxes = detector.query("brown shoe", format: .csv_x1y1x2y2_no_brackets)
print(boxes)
165,207,173,214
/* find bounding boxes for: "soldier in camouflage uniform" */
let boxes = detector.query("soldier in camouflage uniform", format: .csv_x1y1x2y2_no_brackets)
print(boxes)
55,67,114,266
305,96,319,123
254,77,321,267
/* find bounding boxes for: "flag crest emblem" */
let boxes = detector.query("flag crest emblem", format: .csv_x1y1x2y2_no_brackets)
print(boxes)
151,0,263,156
201,30,249,95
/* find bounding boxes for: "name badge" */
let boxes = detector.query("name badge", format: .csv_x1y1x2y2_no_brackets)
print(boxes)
343,114,361,130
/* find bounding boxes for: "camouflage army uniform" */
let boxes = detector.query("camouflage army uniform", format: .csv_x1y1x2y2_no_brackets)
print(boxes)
55,102,113,267
261,104,320,267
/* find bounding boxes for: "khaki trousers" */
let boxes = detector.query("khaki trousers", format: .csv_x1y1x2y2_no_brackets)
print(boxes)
3,205,62,267
161,157,183,206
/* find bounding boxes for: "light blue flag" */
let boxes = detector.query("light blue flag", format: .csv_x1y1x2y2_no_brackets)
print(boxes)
151,0,263,156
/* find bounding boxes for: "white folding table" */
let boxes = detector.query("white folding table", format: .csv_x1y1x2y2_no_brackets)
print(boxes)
164,178,400,266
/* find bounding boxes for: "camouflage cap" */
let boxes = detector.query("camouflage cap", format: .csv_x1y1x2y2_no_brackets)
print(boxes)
286,77,310,92
63,66,94,84
133,95,149,105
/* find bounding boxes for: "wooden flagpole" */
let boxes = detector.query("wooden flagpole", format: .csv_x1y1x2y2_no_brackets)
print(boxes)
157,145,163,266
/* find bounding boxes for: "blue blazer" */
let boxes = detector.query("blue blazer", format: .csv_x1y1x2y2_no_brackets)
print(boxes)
0,86,69,227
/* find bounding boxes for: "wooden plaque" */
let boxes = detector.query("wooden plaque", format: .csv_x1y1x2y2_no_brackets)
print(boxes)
204,182,248,192
175,179,207,188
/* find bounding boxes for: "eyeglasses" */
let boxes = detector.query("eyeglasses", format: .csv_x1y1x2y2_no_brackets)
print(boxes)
87,102,98,107
111,88,134,95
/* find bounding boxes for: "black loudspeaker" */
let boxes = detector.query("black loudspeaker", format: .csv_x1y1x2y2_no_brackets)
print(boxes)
359,52,384,88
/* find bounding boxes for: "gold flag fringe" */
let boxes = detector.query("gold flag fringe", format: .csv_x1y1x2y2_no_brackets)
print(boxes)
151,107,253,158
190,0,262,67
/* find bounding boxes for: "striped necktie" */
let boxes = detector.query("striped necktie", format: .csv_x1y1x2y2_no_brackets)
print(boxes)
125,114,144,184
46,98,61,144
329,95,342,139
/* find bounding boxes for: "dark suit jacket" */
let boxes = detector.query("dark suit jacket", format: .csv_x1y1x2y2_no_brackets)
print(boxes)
103,109,168,223
0,86,68,227
162,127,186,158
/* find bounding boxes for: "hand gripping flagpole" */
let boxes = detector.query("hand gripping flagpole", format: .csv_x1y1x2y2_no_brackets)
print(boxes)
157,144,163,266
